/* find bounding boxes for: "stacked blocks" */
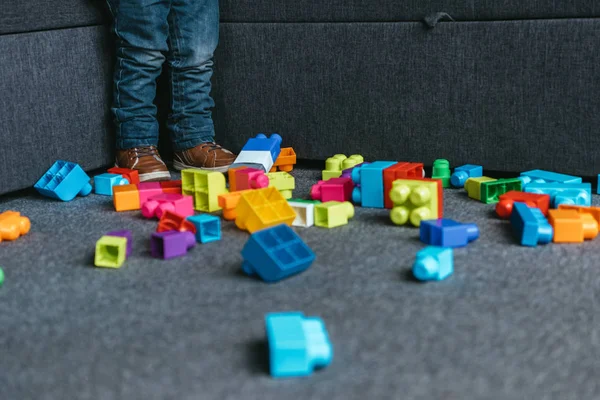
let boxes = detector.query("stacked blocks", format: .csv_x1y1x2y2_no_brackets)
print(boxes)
510,202,553,246
413,247,453,281
519,169,582,188
314,201,354,228
311,177,353,203
524,182,592,208
181,169,227,212
265,312,332,377
288,199,320,228
267,171,295,199
451,164,482,188
150,231,196,259
496,191,550,219
323,154,363,181
236,168,270,191
0,211,31,242
95,232,131,268
187,214,221,243
431,159,451,188
352,161,397,208
389,178,443,227
235,187,296,233
382,162,425,209
94,173,129,196
230,133,283,172
420,219,479,247
141,194,194,219
547,209,598,243
270,147,297,172
107,167,140,185
34,160,93,201
242,224,315,282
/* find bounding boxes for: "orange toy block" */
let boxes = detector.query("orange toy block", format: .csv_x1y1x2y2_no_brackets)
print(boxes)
0,211,31,242
235,187,296,233
228,167,246,192
160,180,182,194
218,190,252,220
383,162,425,209
558,204,600,225
107,167,140,185
113,184,140,211
269,147,297,172
157,210,197,234
548,209,598,243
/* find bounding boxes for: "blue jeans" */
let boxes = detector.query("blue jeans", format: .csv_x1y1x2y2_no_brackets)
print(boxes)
106,0,218,151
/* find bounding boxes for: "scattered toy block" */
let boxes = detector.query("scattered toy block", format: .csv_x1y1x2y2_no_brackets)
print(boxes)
267,171,295,199
496,191,551,219
34,160,93,201
323,154,363,181
229,133,283,172
0,267,3,287
106,230,133,257
478,178,522,204
95,235,127,268
314,201,354,228
420,219,479,247
113,184,140,211
236,168,270,191
0,211,31,242
389,178,443,227
510,202,553,246
159,180,182,194
94,173,129,196
187,214,221,243
413,246,453,281
598,174,600,195
181,169,227,212
150,230,196,259
137,182,163,205
451,164,483,188
227,167,246,192
288,199,320,227
547,209,598,243
242,224,315,282
558,204,600,225
270,147,297,172
340,162,368,180
519,169,582,188
218,190,251,220
382,162,425,209
266,312,332,378
141,193,194,219
352,161,398,208
235,187,296,233
465,176,497,201
431,159,451,188
157,210,197,234
524,182,592,208
107,167,140,185
311,177,353,203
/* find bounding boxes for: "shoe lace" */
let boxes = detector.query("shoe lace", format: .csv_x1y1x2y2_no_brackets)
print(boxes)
199,142,223,153
130,146,159,158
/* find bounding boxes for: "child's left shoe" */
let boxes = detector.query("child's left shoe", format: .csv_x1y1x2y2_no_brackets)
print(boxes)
173,142,236,173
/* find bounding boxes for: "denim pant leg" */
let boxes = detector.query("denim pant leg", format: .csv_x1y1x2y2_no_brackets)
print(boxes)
106,0,171,150
166,0,219,151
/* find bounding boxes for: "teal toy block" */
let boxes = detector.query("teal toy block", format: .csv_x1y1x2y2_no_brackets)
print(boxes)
451,164,483,188
510,202,553,246
187,214,221,243
519,170,582,188
524,182,591,208
94,173,130,196
413,246,453,281
34,160,93,201
351,161,397,208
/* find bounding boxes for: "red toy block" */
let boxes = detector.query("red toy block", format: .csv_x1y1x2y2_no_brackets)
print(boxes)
157,210,197,234
383,162,425,209
137,182,163,205
141,193,194,219
310,178,354,202
160,180,182,194
107,167,140,185
496,191,550,219
235,168,269,191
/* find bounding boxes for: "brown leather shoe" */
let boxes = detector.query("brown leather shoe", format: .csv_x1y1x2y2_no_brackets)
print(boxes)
173,142,236,173
115,146,171,182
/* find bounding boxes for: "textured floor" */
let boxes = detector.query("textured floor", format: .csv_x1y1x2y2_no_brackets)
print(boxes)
0,168,599,400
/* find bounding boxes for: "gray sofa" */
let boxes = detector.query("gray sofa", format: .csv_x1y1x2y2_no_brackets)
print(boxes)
1,1,600,195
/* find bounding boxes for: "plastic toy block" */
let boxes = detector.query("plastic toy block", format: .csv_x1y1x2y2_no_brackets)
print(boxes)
389,178,443,227
465,176,497,201
141,193,194,219
0,267,3,287
558,204,600,225
107,167,140,185
227,167,246,192
181,169,227,212
235,187,297,233
242,224,315,282
0,211,31,242
159,180,182,194
95,236,127,268
266,312,332,378
496,191,550,219
524,182,592,208
288,200,320,227
106,230,133,257
240,133,283,161
94,173,129,196
230,133,283,172
187,214,221,244
598,174,600,195
413,246,453,281
341,162,368,180
352,161,398,208
314,201,354,228
322,154,364,181
270,147,297,172
236,168,270,191
478,178,522,204
431,159,451,188
150,230,196,259
113,184,140,211
218,190,251,220
136,182,162,205
157,210,197,234
267,171,295,199
311,177,353,203
34,160,93,201
519,169,582,187
547,209,598,243
510,202,553,246
382,162,425,209
419,219,479,248
451,164,483,188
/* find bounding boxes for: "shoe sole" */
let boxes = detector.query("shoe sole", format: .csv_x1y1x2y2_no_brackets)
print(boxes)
114,164,172,182
172,160,230,174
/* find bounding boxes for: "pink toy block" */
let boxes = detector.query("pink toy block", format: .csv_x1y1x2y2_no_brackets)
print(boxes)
141,193,194,219
311,178,354,202
137,182,163,204
235,168,270,191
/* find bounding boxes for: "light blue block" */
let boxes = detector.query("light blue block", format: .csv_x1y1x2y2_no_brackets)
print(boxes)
413,246,453,281
510,202,553,246
524,182,591,207
451,164,483,188
519,169,582,187
351,161,397,208
266,312,333,378
94,173,129,196
187,214,221,243
597,174,600,195
34,160,93,201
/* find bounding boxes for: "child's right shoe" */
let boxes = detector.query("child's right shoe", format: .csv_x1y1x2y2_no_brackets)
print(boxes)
115,146,171,182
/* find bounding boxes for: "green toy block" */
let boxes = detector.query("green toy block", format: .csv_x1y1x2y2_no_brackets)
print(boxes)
465,176,497,201
315,201,355,228
431,159,451,188
181,169,227,212
479,178,522,204
267,171,295,199
95,236,127,268
389,179,440,226
0,267,4,286
288,198,321,204
322,154,363,181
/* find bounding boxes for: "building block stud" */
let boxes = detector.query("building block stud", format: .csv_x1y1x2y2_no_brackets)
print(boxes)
496,191,551,219
187,214,221,243
314,201,354,228
389,178,442,227
524,182,592,208
235,187,297,233
94,173,129,196
34,160,93,201
107,167,140,185
288,199,320,227
150,230,196,259
235,168,270,191
451,164,483,188
0,211,31,242
266,312,333,378
383,162,425,209
242,224,315,282
420,219,479,248
141,193,194,219
510,202,553,246
270,147,297,172
431,159,451,188
113,184,140,211
229,133,283,172
413,246,453,281
548,209,598,243
322,154,363,181
95,236,128,268
311,177,353,203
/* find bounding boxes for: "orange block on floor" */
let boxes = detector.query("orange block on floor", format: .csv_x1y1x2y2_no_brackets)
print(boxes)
269,147,297,172
0,211,31,242
558,204,600,225
218,190,251,220
113,184,140,211
548,209,598,243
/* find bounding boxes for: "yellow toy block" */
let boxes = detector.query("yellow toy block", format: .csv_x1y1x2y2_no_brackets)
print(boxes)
465,176,497,201
315,201,354,228
322,154,363,181
181,169,227,212
389,179,441,227
235,187,296,233
266,171,295,199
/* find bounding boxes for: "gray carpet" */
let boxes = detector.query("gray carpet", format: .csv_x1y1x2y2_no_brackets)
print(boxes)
0,168,599,400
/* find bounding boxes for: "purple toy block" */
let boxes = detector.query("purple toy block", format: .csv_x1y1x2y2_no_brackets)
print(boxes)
107,230,133,257
341,162,369,183
150,230,196,259
419,218,479,248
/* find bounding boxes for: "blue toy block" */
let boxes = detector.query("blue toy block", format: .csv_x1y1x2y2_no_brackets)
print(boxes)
518,169,582,187
351,161,397,208
34,160,93,201
94,173,129,196
413,246,453,281
187,214,221,243
420,218,479,247
241,224,315,282
265,312,333,378
524,182,591,208
510,202,553,246
451,164,483,188
598,174,600,195
241,133,283,161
